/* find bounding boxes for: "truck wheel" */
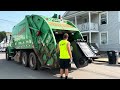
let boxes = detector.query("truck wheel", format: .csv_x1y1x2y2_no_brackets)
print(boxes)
22,52,28,67
29,52,38,70
6,50,11,61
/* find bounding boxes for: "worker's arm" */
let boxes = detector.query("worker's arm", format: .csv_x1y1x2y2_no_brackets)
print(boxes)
67,42,72,61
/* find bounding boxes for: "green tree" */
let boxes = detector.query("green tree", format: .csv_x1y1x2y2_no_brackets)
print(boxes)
0,31,6,43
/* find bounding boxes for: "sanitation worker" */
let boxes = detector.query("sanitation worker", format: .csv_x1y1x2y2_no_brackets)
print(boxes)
56,33,73,79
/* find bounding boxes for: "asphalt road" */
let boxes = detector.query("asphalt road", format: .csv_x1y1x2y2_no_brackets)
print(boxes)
1,52,120,79
0,52,59,79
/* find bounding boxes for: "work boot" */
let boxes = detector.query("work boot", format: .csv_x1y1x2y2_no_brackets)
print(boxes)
65,76,68,79
60,76,63,79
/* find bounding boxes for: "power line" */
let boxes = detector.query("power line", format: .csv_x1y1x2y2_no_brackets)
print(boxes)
0,19,17,24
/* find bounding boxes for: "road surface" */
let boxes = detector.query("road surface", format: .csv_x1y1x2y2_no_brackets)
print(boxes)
0,52,120,79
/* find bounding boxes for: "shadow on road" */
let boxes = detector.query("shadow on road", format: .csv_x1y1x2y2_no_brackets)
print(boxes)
39,67,77,79
1,58,77,79
92,60,120,68
92,61,108,65
0,59,6,62
105,64,120,67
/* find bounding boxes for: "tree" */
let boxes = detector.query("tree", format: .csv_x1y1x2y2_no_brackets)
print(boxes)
0,31,6,43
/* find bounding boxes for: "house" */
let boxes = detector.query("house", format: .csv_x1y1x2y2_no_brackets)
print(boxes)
62,11,120,51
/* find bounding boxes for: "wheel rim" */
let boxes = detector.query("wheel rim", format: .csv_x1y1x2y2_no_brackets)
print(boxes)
30,56,36,67
22,55,26,65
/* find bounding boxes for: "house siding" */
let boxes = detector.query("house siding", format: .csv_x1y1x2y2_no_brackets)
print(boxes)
99,11,120,51
63,11,120,51
91,33,99,44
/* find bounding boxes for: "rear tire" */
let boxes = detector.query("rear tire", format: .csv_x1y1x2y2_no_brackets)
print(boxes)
29,52,38,70
22,52,28,67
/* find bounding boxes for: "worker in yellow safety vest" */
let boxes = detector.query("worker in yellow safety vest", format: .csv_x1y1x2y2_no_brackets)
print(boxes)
56,33,73,79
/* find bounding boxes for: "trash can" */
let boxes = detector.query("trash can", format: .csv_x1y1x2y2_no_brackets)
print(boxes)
107,51,119,64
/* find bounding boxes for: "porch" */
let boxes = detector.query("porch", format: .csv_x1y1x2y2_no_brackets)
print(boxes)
63,11,102,43
77,22,98,33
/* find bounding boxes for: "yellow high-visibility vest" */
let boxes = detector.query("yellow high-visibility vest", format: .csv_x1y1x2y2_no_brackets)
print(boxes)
59,40,70,59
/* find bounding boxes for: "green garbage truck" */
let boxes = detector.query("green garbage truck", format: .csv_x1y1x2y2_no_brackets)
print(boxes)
6,14,97,70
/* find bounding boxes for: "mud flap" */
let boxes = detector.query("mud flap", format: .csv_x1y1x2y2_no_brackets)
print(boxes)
13,51,22,63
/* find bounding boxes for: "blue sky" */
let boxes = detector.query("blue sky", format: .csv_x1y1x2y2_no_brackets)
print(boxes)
0,11,66,32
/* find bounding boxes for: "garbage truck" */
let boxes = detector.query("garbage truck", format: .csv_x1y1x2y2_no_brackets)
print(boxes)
6,14,98,70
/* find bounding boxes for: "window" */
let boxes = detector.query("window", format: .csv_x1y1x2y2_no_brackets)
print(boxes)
99,12,108,25
100,32,108,45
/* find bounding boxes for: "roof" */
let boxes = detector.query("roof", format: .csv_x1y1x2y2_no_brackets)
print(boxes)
62,11,79,17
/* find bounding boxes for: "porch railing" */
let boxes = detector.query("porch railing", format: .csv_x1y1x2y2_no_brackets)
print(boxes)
77,23,98,32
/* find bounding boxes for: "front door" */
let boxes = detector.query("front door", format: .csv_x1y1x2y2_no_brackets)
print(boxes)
83,35,88,42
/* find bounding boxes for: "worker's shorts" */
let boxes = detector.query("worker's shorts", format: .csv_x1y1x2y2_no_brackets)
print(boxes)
59,59,70,69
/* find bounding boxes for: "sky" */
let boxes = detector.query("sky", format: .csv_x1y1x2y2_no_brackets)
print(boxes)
0,11,66,32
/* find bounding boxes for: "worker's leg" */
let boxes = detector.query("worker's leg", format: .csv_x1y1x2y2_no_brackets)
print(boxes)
60,68,64,77
64,60,70,79
59,59,64,78
65,69,68,79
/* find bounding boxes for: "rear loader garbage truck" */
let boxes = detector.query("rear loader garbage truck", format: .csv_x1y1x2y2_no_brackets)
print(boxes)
6,14,98,70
